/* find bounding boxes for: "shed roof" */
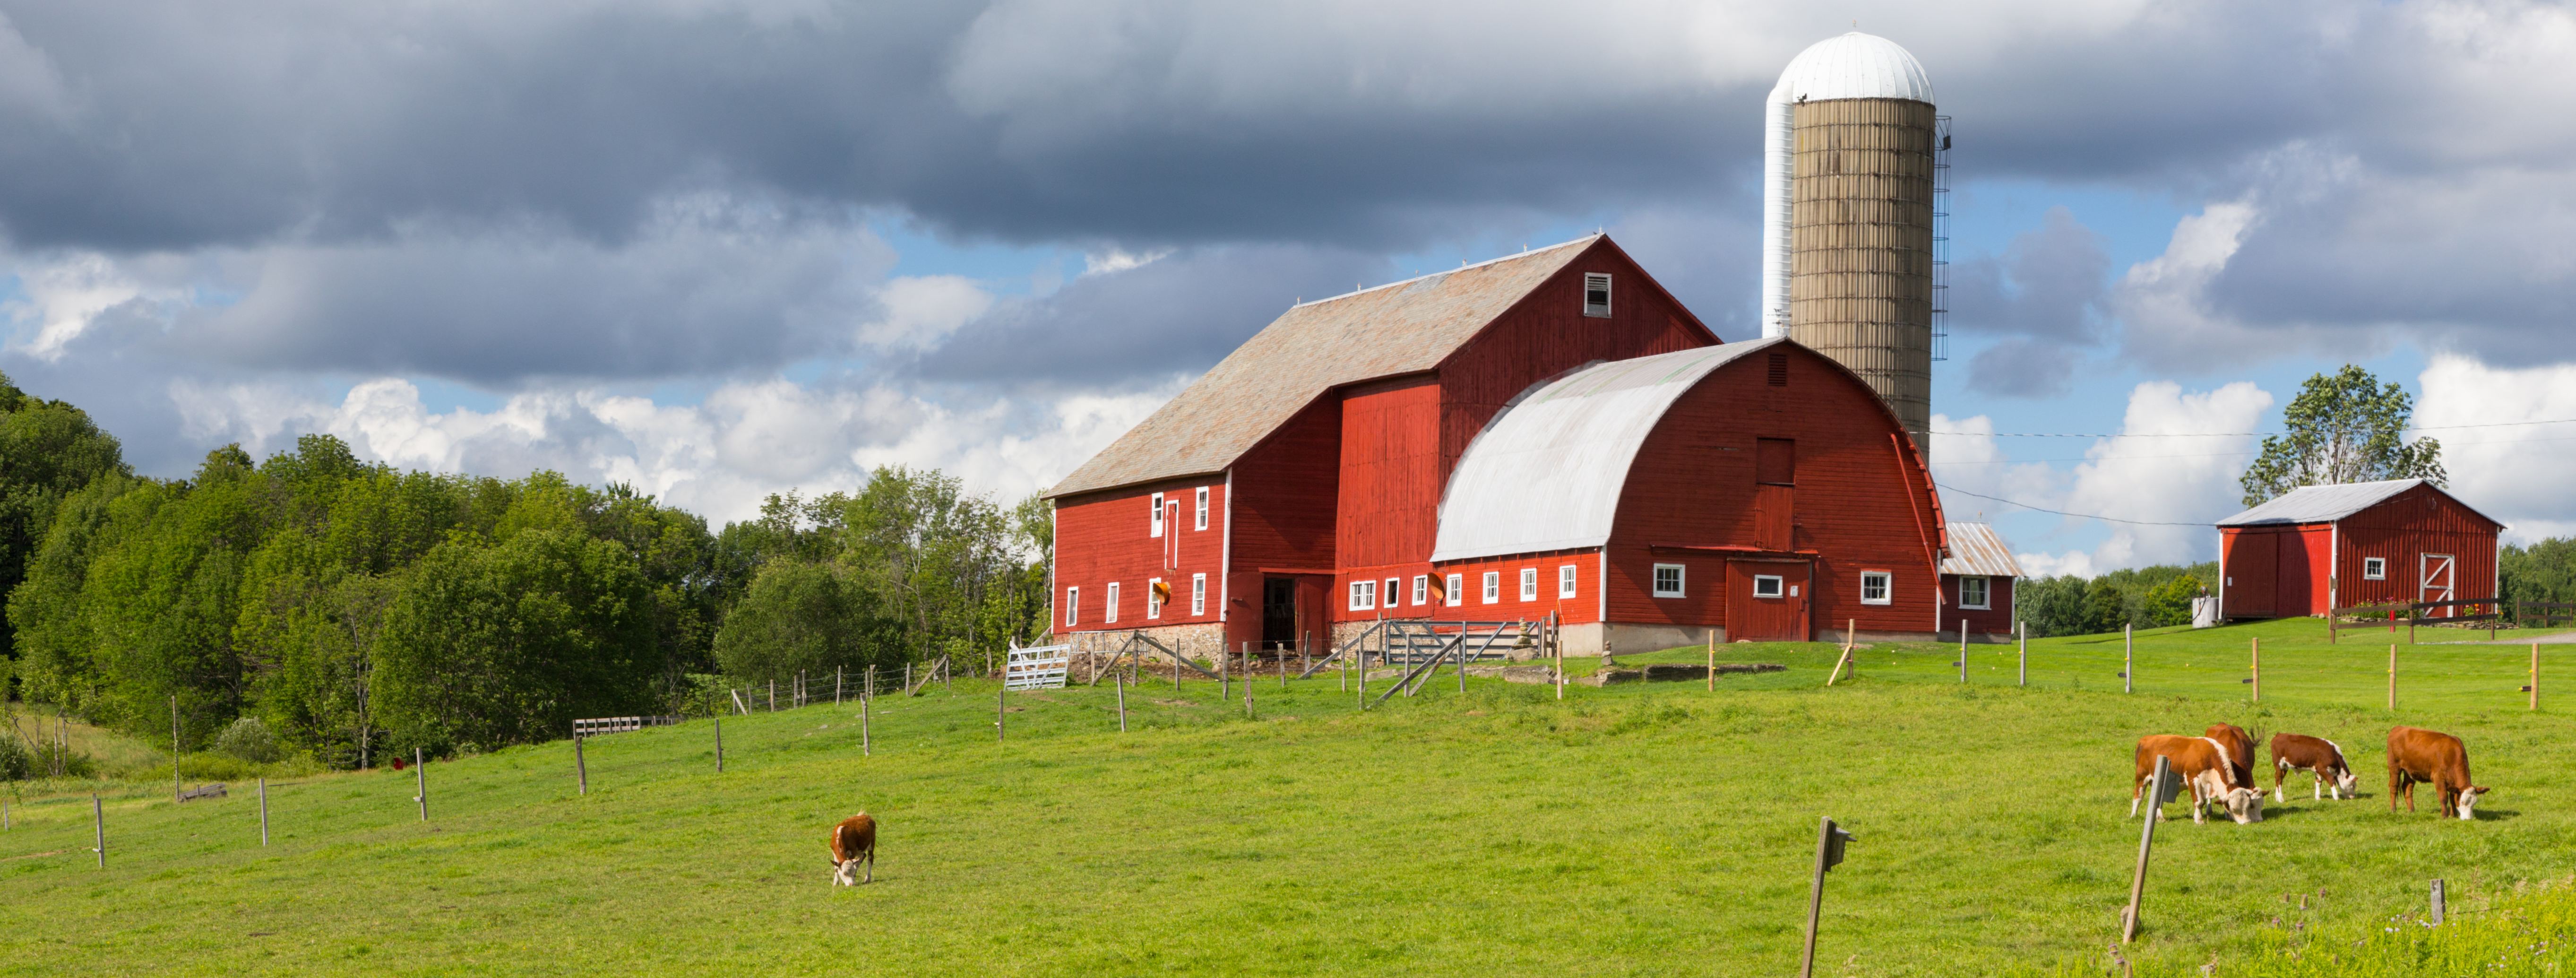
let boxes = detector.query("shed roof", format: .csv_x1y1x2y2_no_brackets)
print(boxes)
1938,522,2023,578
1047,236,1605,499
1429,338,1781,563
2216,479,2498,528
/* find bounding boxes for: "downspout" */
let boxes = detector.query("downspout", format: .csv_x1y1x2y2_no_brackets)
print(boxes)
2328,521,2338,616
1760,77,1796,338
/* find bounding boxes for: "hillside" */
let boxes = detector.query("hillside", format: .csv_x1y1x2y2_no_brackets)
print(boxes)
6,618,2576,975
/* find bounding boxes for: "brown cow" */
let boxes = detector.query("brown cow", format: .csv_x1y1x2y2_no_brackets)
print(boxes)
2269,733,2357,802
2386,727,2489,821
828,813,877,885
2205,723,2259,793
2133,735,2265,824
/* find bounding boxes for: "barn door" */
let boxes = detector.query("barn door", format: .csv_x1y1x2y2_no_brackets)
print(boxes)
2227,532,2277,618
2420,554,2455,617
1724,560,1810,642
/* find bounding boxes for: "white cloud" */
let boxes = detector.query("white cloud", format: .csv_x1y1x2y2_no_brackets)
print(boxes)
2006,380,2273,575
857,275,996,352
2416,354,2576,544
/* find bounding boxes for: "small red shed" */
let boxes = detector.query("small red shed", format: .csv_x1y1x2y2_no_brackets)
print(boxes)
2216,479,2501,620
1937,522,2022,641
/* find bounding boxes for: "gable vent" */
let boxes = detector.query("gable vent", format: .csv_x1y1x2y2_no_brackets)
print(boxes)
1767,352,1789,386
1582,273,1611,318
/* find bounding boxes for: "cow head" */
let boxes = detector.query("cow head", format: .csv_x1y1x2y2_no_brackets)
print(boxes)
832,857,861,886
2456,786,2489,821
2333,767,2359,798
2220,786,2266,823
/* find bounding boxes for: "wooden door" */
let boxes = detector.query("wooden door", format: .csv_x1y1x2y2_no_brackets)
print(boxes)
2228,531,2276,617
1725,560,1811,642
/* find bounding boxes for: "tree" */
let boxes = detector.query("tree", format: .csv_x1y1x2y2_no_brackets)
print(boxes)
713,559,870,685
2139,574,2206,629
2240,365,2444,507
0,370,130,666
2501,538,2576,609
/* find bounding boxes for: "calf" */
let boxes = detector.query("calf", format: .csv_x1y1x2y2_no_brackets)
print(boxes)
2205,723,2260,793
2386,727,2489,821
828,813,877,885
2133,735,2266,824
2269,733,2357,802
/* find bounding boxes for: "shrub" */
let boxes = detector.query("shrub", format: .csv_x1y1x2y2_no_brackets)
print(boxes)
0,735,30,780
215,716,284,763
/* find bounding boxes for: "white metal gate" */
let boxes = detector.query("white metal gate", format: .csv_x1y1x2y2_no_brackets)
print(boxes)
2420,554,2456,616
1005,643,1073,690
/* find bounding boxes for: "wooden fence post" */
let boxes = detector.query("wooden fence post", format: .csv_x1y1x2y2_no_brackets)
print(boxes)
997,673,1006,742
415,748,427,821
2431,879,2447,925
93,794,104,869
2388,644,2398,711
2123,756,2174,943
837,666,844,705
2251,637,2260,702
1116,664,1128,732
258,778,268,846
2124,624,2133,694
574,734,587,795
1958,625,1967,684
2533,643,2541,711
2017,621,2026,687
172,694,182,804
1707,632,1715,692
714,716,724,772
862,686,871,757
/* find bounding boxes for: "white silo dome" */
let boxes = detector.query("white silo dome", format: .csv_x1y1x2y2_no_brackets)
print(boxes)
1775,32,1934,104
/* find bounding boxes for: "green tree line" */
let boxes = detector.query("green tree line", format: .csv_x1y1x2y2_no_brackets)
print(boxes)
1,370,1050,770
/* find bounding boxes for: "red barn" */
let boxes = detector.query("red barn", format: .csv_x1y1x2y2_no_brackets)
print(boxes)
1937,522,2022,641
2217,479,2501,620
1046,235,1950,656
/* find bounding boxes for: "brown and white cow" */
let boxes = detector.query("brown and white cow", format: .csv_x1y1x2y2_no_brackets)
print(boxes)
828,812,877,885
2133,735,2266,824
2269,733,2357,802
2205,723,2260,793
2387,727,2489,821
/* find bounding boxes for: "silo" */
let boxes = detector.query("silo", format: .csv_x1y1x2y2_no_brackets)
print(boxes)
1760,33,1941,456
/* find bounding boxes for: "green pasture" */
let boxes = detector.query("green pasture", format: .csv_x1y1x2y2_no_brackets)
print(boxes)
6,617,2576,976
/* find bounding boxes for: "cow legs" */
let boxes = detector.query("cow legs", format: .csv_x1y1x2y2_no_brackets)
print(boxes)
863,849,874,884
2273,760,2288,804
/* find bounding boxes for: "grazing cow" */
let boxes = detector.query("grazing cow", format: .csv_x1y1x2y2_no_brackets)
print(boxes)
2205,723,2260,793
828,813,877,885
2133,735,2266,824
2269,733,2358,802
2386,727,2489,821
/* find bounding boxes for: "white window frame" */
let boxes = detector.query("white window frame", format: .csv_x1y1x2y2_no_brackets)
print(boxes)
1065,586,1079,626
1194,487,1209,531
1519,567,1539,601
1653,563,1686,598
1860,571,1892,605
1146,577,1162,619
1557,564,1578,599
1958,575,1990,610
1149,493,1164,537
1482,571,1500,604
1385,577,1401,608
2363,557,2387,580
1191,573,1206,616
1106,582,1121,623
1583,272,1612,318
1350,580,1376,611
1445,573,1463,607
1412,575,1428,606
1753,574,1784,599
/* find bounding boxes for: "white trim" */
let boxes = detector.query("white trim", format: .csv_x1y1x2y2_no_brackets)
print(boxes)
1958,575,1990,610
1219,471,1233,624
1652,563,1686,598
1106,582,1121,623
1445,573,1463,607
1582,272,1612,318
1146,577,1162,619
1519,567,1539,602
1349,580,1376,611
1482,571,1500,604
1753,574,1785,599
1860,571,1891,605
2362,557,2386,580
1412,575,1428,606
1385,577,1402,608
1149,493,1164,537
1194,486,1209,531
1065,586,1079,627
1191,573,1207,616
1558,563,1579,599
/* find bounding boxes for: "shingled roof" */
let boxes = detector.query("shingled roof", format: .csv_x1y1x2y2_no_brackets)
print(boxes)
1048,235,1604,498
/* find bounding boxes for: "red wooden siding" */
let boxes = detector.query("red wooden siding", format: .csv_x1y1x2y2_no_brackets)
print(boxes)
1053,477,1227,633
2221,528,2282,617
2333,485,2500,613
1435,240,1715,489
1603,345,1941,640
1941,574,2017,636
1336,376,1442,569
1422,550,1599,624
1226,398,1344,647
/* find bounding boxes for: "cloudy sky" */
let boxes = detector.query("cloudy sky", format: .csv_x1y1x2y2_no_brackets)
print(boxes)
3,0,2573,574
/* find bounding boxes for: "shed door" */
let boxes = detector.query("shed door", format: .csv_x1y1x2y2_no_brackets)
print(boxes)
2420,554,2455,616
2227,531,2277,618
1725,560,1810,642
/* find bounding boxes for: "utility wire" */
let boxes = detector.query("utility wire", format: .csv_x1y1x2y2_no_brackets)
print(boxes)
1933,483,2216,527
1924,417,2576,438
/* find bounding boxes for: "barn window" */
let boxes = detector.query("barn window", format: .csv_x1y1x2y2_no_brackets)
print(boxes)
1653,564,1685,598
1195,487,1209,530
1150,493,1165,537
1107,582,1121,623
1559,564,1579,599
1191,574,1207,615
1958,575,1990,610
1520,568,1539,601
1860,571,1891,605
1767,352,1789,386
1065,587,1080,626
1146,578,1162,619
1753,574,1784,598
1482,571,1500,604
1446,573,1464,607
1412,575,1429,606
1756,438,1796,485
1386,577,1402,607
1583,273,1612,318
1350,580,1376,611
2363,557,2386,580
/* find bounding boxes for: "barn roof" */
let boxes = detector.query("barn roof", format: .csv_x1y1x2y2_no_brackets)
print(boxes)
1429,338,1783,563
1047,236,1605,499
1938,522,2023,578
2216,478,2499,528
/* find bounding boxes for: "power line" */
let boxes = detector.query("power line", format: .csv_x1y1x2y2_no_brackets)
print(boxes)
1925,431,2576,465
1934,483,2215,527
1925,417,2576,439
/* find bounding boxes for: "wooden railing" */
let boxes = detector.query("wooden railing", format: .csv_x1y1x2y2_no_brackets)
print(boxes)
2329,598,2576,643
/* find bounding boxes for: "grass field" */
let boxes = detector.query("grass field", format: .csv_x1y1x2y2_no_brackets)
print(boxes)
6,618,2576,976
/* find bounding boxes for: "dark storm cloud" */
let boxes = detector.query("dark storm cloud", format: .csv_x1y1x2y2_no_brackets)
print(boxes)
1946,208,2110,396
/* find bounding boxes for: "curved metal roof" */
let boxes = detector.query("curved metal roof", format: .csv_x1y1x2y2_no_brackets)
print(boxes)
1771,32,1934,104
1430,338,1781,563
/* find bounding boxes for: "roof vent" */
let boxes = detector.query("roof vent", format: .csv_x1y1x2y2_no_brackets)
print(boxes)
1583,273,1611,318
1767,352,1789,386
